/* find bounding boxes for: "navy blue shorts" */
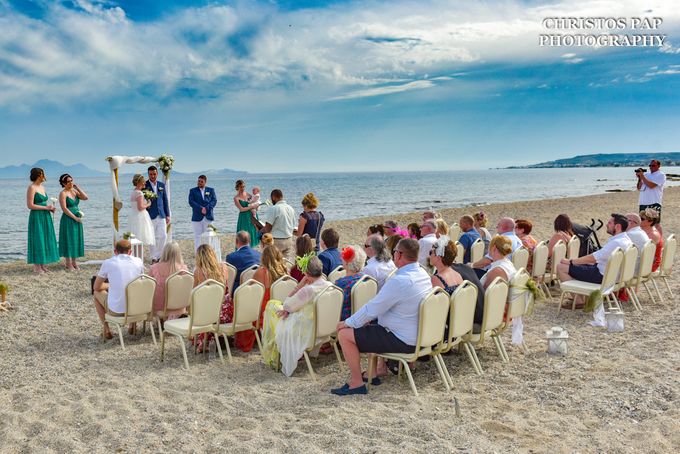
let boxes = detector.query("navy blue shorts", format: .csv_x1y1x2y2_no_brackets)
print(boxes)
568,263,603,284
354,324,415,354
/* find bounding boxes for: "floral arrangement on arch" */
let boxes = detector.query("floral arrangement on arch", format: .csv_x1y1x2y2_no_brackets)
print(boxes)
157,154,174,176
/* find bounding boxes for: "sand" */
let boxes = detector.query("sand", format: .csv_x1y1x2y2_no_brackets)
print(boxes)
1,188,679,453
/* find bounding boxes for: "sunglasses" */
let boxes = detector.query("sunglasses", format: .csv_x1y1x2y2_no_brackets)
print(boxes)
364,244,371,248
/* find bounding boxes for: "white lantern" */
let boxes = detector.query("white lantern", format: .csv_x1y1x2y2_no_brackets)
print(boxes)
545,326,569,355
130,238,144,261
605,308,625,333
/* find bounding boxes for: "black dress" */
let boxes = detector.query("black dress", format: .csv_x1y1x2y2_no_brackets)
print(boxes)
300,210,325,250
451,263,486,325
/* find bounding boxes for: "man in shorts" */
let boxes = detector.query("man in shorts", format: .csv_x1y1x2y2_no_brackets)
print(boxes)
637,159,665,234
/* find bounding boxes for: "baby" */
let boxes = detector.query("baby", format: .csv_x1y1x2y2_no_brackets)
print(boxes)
248,186,262,215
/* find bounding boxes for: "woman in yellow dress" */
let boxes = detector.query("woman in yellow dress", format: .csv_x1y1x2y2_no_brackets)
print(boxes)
261,256,331,376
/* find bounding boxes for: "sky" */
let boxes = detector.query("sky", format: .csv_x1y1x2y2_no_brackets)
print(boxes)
1,0,679,173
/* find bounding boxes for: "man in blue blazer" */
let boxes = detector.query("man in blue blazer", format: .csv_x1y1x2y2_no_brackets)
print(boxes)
146,166,171,262
188,174,217,250
225,231,261,291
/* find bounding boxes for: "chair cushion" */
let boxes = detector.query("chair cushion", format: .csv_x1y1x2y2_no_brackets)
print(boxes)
216,322,256,335
105,313,149,325
164,318,214,336
560,280,601,295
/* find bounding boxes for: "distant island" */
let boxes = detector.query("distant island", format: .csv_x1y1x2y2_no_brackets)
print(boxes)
509,152,680,169
0,159,247,179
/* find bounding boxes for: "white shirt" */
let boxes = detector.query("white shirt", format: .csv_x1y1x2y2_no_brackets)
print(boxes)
626,227,650,270
199,187,205,199
266,200,296,239
97,254,145,313
149,181,158,193
345,262,432,346
592,232,633,275
362,257,397,291
417,234,437,267
639,170,666,205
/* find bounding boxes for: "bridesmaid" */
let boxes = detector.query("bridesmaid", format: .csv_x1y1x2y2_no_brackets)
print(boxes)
58,173,89,270
26,167,59,273
233,179,260,248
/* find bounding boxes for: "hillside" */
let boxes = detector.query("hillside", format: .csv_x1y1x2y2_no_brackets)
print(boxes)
511,152,680,168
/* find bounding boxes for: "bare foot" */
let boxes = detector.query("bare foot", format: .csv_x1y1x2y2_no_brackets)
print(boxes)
40,265,50,273
33,265,45,274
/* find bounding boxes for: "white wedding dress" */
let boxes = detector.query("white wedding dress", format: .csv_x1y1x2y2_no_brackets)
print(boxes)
128,189,155,246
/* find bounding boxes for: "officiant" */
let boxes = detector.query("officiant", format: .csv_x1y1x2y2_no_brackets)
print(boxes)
146,165,170,262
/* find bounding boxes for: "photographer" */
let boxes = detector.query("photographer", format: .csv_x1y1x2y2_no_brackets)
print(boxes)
636,159,666,235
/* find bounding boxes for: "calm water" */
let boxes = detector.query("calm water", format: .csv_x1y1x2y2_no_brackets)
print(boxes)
2,168,676,262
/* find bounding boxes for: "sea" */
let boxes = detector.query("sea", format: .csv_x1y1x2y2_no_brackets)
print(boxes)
2,167,677,263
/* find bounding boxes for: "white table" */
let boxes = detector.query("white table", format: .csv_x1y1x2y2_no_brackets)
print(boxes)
200,231,222,259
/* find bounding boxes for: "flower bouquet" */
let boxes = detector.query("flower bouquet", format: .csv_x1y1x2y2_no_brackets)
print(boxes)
157,154,174,177
142,189,158,200
0,283,12,311
123,232,136,240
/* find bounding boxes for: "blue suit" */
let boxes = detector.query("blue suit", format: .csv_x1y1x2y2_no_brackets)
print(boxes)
226,246,262,291
318,248,342,276
188,186,217,222
145,180,170,220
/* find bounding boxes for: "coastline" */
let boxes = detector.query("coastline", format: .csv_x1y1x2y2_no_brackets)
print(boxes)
0,189,678,452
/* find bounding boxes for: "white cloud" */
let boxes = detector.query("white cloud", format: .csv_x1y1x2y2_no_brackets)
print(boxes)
327,80,435,100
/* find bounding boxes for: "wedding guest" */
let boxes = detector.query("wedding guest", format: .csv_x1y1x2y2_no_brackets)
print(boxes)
233,179,259,248
382,220,398,237
362,234,396,291
367,224,385,237
260,233,274,251
318,228,342,276
290,234,314,282
636,159,665,236
514,219,538,273
624,213,650,271
92,240,145,339
435,219,449,238
294,192,325,251
458,215,480,264
480,236,517,289
261,256,332,376
422,210,438,222
473,211,492,255
252,245,288,346
26,167,58,273
193,244,229,352
385,233,404,255
548,214,574,256
261,189,296,260
639,208,663,272
149,242,189,319
145,166,170,262
417,220,437,267
129,174,155,247
334,246,367,320
58,173,88,270
188,175,217,251
472,217,521,278
225,231,262,292
407,222,421,240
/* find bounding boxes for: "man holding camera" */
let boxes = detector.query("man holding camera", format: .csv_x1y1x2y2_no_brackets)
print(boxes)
636,159,665,234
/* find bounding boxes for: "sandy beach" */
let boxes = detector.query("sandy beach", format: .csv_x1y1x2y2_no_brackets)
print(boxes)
1,188,678,453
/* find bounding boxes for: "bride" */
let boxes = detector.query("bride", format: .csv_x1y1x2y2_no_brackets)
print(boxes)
128,174,155,246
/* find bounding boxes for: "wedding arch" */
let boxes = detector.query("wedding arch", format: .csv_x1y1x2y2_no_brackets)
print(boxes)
105,155,174,244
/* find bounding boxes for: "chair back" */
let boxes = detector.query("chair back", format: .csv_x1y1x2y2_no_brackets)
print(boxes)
240,264,259,285
512,247,529,270
310,285,343,348
531,241,549,279
600,247,623,292
619,245,638,285
481,277,509,333
270,275,298,302
470,238,484,263
636,240,656,279
454,241,465,264
448,281,478,340
567,235,580,260
415,287,450,349
660,234,677,275
225,262,237,296
164,270,194,314
550,240,567,277
188,279,225,332
233,279,266,327
449,223,461,241
328,266,346,283
125,274,156,317
507,268,530,319
350,275,378,314
283,258,295,272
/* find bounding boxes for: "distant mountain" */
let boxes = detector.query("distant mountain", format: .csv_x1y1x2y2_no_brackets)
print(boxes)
0,159,107,179
510,152,680,169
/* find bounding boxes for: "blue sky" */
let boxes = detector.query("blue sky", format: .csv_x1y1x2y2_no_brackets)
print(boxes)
1,0,679,172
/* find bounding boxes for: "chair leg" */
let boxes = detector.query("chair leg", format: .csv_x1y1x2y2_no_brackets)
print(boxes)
160,329,166,361
662,276,673,298
222,334,233,362
176,335,189,370
463,343,482,376
496,335,509,362
367,354,375,392
492,335,507,363
399,359,418,396
437,352,455,388
331,340,343,367
114,323,126,351
253,329,263,354
642,281,657,305
557,291,567,314
157,318,164,344
651,278,664,303
303,351,316,380
148,321,157,346
470,345,484,375
214,333,224,364
432,354,451,392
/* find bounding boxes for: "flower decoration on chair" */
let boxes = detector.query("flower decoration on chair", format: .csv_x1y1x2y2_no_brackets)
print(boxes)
522,278,546,316
295,251,316,274
584,289,603,313
157,154,174,177
123,231,136,240
433,235,450,257
341,246,355,263
207,224,218,233
142,189,158,200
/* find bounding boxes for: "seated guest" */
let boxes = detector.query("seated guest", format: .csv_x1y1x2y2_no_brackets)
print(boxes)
193,244,231,352
472,217,521,277
318,228,341,276
514,219,538,273
225,231,262,291
148,241,189,318
290,234,314,282
407,222,421,240
430,236,485,324
362,234,397,291
93,239,145,339
557,214,632,306
640,208,663,271
473,211,492,255
480,236,517,289
261,257,332,376
334,246,367,320
382,220,398,237
367,224,385,238
422,210,438,222
434,219,449,238
260,232,274,252
253,245,288,342
625,212,650,271
417,220,438,267
385,233,404,255
548,214,574,256
458,215,481,264
332,238,432,396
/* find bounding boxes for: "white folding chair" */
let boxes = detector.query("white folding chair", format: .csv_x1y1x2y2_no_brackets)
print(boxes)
470,238,484,264
154,270,193,343
650,234,677,303
631,240,657,308
511,247,529,271
350,275,378,314
449,223,461,241
303,285,344,379
225,262,237,297
531,241,550,298
612,246,640,311
105,275,157,351
567,235,580,260
270,275,298,302
328,266,346,283
216,279,265,361
454,241,465,264
240,264,259,285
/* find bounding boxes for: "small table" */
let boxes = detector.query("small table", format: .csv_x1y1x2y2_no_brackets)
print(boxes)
130,238,144,262
200,231,222,258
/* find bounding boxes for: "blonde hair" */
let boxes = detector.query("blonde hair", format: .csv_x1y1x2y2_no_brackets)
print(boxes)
132,174,145,187
160,242,184,274
261,233,274,247
473,211,488,228
261,245,287,283
435,219,449,237
489,235,513,256
194,244,224,284
301,192,319,209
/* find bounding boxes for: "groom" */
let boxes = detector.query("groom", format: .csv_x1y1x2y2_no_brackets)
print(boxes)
146,165,170,262
188,174,217,250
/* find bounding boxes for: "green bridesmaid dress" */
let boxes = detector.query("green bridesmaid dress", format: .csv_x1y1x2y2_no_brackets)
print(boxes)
236,199,260,247
59,196,84,258
27,192,59,265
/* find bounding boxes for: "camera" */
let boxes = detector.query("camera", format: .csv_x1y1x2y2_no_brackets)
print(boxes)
635,167,647,174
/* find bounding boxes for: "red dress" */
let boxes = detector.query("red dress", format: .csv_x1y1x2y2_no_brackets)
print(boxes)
652,237,663,272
